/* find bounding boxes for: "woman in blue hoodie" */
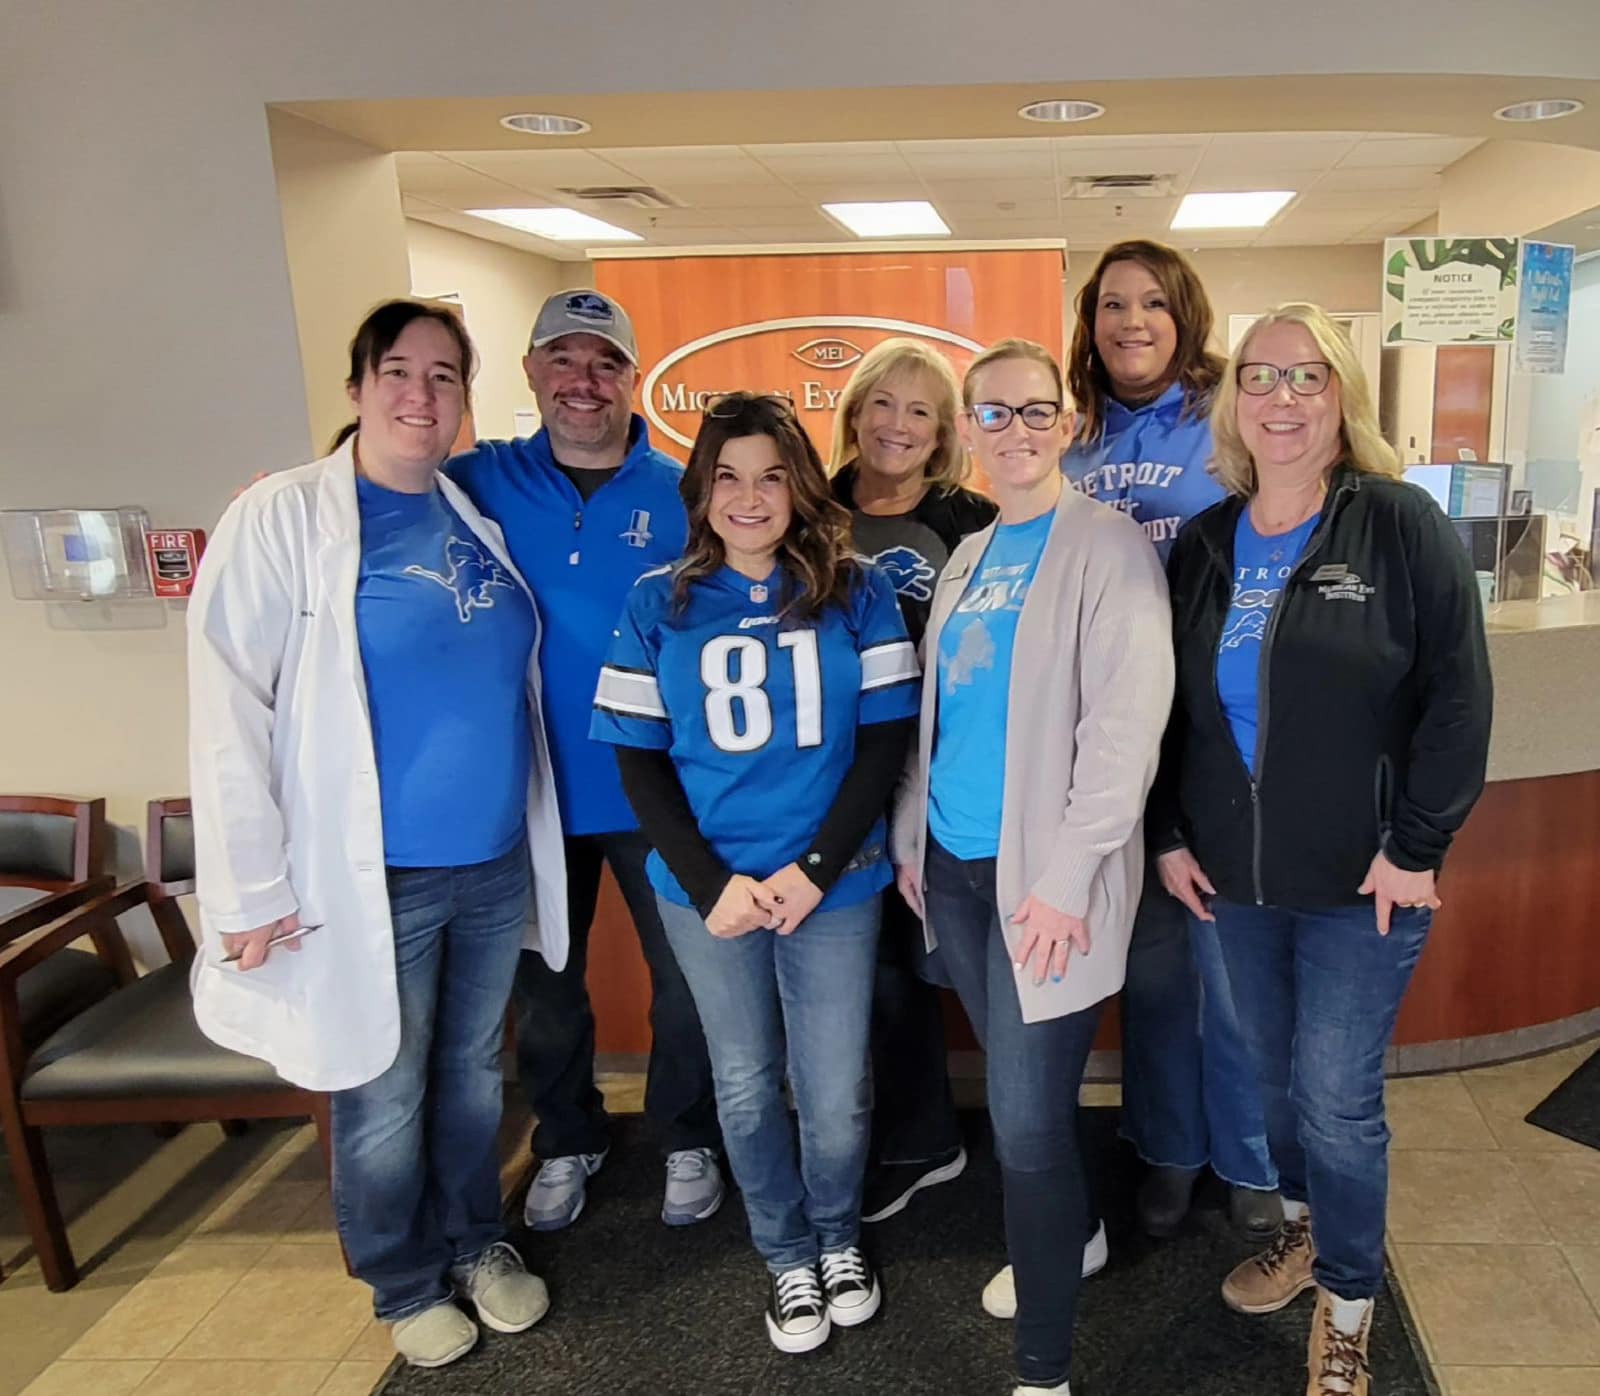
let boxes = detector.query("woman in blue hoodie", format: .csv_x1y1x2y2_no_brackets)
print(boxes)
1061,240,1280,1242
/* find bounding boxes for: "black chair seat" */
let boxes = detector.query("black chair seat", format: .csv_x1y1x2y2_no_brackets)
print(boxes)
22,963,293,1101
18,948,118,1050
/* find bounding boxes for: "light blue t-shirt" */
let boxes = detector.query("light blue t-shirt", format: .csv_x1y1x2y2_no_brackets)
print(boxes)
355,476,537,868
1215,510,1319,774
928,509,1054,860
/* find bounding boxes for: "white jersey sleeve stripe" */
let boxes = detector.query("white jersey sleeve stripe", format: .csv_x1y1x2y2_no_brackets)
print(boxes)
859,639,920,692
594,665,669,719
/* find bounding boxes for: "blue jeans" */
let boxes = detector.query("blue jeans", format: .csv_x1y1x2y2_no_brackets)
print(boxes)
657,893,879,1271
923,837,1100,1391
1120,863,1276,1190
514,830,718,1159
1210,898,1432,1299
331,843,530,1321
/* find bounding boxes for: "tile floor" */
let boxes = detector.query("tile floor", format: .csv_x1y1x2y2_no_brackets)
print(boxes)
7,1051,1599,1395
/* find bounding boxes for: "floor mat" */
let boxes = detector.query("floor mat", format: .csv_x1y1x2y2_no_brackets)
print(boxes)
378,1109,1434,1396
1525,1043,1600,1152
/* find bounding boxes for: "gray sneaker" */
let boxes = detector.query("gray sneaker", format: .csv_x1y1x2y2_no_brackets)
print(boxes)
450,1241,549,1334
524,1149,607,1231
662,1148,725,1226
391,1300,478,1368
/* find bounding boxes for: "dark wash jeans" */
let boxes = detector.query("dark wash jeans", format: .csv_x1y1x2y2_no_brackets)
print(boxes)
1120,861,1277,1190
1210,897,1431,1299
923,836,1101,1391
331,843,528,1321
513,829,719,1158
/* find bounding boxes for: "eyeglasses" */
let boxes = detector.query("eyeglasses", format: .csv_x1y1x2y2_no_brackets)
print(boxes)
967,400,1062,432
1237,362,1333,397
703,392,796,419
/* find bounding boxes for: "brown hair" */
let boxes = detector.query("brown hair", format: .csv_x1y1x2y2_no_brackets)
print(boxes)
675,393,858,621
1210,302,1400,497
1066,240,1223,444
346,299,476,407
830,338,970,491
962,338,1066,407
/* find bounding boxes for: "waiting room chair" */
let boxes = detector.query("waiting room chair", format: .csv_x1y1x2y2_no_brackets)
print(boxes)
0,797,330,1291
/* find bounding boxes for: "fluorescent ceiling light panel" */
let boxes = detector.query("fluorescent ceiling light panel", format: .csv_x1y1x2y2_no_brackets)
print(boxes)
1170,190,1295,229
822,201,950,237
466,208,642,241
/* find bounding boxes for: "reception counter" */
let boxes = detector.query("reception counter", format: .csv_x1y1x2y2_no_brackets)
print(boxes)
587,593,1600,1073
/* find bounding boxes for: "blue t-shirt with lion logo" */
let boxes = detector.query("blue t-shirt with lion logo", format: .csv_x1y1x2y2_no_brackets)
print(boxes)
355,476,537,867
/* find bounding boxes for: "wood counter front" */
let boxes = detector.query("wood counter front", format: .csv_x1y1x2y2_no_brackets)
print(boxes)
583,768,1600,1060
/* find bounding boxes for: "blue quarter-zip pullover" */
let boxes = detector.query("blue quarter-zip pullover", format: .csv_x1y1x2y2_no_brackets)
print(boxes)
446,415,688,836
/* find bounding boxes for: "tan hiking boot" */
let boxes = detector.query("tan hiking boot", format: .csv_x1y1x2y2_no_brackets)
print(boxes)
1221,1212,1316,1314
1306,1286,1372,1395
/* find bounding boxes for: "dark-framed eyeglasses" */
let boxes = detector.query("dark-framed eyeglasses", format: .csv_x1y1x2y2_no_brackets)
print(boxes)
1237,362,1333,397
703,391,796,419
968,400,1062,433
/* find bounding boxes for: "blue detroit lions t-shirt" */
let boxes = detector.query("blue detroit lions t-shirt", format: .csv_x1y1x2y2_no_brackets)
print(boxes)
590,563,919,912
355,476,537,867
1215,510,1319,774
928,509,1054,860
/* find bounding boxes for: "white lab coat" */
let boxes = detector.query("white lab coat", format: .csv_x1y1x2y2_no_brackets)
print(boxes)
186,441,568,1091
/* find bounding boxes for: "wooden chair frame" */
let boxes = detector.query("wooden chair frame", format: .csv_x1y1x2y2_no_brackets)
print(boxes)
0,798,330,1291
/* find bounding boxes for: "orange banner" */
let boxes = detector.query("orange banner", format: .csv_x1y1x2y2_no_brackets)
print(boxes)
596,249,1064,462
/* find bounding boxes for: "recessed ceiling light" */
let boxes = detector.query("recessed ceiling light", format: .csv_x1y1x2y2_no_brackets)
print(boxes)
466,208,642,241
1493,98,1583,123
1018,99,1105,124
1171,191,1295,230
821,200,951,238
499,112,591,136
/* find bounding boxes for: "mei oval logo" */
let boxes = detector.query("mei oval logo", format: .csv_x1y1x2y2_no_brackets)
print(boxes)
643,316,984,450
792,337,864,370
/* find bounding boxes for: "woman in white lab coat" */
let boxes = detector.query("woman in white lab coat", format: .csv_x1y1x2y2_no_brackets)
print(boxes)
187,300,567,1370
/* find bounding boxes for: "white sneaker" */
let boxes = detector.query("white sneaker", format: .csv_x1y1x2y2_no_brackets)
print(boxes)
449,1241,549,1334
1013,1383,1071,1395
390,1300,478,1368
982,1221,1107,1319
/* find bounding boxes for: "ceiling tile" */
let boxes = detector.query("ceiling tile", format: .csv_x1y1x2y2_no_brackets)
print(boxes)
1313,164,1443,193
449,149,639,186
601,146,776,185
1334,136,1482,168
1051,142,1204,178
755,153,917,183
782,180,932,204
899,142,1056,180
919,178,1058,203
743,141,900,160
651,182,806,209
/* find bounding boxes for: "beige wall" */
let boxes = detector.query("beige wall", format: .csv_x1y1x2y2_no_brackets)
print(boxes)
269,111,413,452
1438,141,1600,235
405,221,567,440
1064,243,1380,349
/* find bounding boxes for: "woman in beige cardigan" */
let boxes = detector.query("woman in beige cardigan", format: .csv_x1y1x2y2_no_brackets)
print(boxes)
892,339,1173,1396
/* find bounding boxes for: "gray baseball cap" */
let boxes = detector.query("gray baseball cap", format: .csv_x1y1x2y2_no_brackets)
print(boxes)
528,289,638,364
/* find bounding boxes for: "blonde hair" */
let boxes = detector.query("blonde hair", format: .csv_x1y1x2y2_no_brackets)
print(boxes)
1211,302,1400,497
830,338,970,491
962,338,1066,408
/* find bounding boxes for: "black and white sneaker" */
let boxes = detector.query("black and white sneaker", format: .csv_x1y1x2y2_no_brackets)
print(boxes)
861,1145,968,1224
766,1263,830,1354
819,1245,881,1327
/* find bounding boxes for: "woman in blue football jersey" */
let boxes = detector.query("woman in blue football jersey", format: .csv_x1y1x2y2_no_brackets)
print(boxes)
894,341,1173,1396
189,302,566,1369
591,392,919,1355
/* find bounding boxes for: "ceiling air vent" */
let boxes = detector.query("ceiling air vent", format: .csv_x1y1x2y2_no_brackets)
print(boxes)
1064,174,1177,199
557,185,681,210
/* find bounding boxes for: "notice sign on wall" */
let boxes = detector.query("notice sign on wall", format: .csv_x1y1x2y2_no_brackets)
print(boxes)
594,249,1064,460
1382,238,1519,345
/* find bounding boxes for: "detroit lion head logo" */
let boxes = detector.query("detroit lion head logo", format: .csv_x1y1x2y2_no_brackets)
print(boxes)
863,545,936,603
404,537,515,622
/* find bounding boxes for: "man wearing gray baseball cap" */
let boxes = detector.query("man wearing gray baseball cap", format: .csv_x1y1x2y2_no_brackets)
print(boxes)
445,289,724,1234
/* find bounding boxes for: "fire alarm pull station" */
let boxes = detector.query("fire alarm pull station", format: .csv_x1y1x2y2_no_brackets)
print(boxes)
144,530,206,598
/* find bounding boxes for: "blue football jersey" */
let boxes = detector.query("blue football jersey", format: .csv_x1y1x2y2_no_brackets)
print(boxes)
591,562,919,911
